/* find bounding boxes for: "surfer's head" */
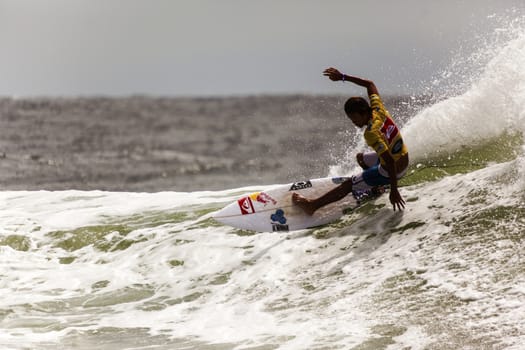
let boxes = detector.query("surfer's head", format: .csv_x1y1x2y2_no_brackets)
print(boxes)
344,97,372,127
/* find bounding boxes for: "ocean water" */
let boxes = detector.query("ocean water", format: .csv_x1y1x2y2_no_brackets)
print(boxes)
1,16,525,350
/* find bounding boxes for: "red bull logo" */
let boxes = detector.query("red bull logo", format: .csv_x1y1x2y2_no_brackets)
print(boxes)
256,192,277,206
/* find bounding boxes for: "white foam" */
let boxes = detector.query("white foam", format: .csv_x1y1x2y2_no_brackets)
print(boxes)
403,26,525,161
0,154,524,348
387,326,434,350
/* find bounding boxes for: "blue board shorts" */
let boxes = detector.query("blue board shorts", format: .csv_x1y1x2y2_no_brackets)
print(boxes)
351,152,407,191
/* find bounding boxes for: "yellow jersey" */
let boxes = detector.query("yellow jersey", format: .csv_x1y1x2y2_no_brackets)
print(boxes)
364,94,408,165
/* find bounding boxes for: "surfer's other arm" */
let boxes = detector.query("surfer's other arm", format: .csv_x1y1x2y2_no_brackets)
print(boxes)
323,67,379,96
379,151,405,211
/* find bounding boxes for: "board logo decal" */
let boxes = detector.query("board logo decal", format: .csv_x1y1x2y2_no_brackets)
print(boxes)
380,116,399,143
331,177,350,184
270,209,287,224
256,192,277,206
271,209,289,232
238,197,255,215
289,180,312,191
272,223,289,232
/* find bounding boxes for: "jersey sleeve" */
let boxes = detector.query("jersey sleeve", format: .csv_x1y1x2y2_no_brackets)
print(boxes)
369,94,386,112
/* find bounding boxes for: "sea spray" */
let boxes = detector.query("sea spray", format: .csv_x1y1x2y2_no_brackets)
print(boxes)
404,16,525,161
328,14,525,178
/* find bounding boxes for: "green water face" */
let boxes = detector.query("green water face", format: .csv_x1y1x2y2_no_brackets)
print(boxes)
47,225,135,252
0,234,31,251
401,132,523,186
44,207,213,253
368,200,525,349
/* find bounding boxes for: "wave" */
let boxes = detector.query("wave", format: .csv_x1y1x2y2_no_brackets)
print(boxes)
1,152,524,349
404,27,525,161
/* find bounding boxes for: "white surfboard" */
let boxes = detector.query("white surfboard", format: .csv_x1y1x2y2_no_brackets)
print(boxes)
213,176,385,232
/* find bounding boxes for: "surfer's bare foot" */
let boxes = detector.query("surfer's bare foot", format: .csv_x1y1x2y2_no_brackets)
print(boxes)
292,193,317,216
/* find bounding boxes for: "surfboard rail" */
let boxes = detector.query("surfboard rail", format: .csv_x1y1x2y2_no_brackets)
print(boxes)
213,177,386,232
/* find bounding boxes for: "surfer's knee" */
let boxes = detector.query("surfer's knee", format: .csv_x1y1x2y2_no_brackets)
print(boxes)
356,153,368,169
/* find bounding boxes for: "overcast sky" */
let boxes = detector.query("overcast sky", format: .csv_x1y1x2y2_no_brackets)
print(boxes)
0,0,523,97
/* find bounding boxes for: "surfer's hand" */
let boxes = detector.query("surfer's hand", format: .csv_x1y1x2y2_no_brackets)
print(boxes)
323,67,343,81
389,188,405,211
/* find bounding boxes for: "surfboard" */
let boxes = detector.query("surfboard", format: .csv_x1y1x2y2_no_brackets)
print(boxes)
213,176,386,232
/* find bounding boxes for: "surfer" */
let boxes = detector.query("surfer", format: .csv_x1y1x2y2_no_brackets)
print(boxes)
293,67,409,214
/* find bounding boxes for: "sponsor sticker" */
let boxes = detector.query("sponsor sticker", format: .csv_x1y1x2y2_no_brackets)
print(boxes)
238,197,255,215
392,138,404,154
272,223,289,232
380,116,399,143
271,209,289,232
289,180,312,191
270,209,287,225
332,177,351,184
256,192,277,206
270,209,289,232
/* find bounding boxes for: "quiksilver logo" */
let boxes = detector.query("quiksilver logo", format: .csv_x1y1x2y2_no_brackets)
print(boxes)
238,197,255,215
386,125,395,140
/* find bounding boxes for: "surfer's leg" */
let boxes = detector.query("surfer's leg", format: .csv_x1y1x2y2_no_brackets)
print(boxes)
357,152,380,170
293,180,353,216
356,153,368,169
357,153,382,192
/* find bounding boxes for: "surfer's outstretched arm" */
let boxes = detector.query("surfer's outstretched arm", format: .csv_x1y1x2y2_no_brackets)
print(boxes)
323,67,379,96
292,179,353,216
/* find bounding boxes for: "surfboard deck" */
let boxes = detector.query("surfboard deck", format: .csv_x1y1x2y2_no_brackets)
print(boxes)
213,177,386,232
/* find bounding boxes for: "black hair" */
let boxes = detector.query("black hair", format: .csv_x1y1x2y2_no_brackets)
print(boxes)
344,97,372,116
